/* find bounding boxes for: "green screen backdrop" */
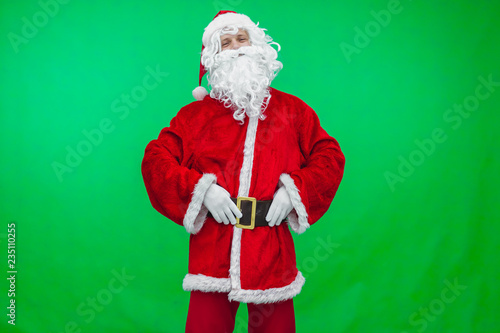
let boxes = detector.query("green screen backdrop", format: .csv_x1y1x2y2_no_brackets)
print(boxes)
1,0,499,332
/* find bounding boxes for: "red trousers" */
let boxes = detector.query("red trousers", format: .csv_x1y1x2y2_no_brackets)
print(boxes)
185,291,296,333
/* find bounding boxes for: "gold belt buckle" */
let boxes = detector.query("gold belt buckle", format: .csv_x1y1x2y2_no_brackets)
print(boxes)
235,196,256,230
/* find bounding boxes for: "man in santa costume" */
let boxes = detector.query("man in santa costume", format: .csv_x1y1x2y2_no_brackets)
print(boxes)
142,10,345,332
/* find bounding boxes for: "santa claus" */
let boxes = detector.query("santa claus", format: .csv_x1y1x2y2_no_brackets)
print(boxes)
142,10,345,333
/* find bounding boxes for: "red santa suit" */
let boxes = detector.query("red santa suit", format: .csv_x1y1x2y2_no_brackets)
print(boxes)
142,87,345,304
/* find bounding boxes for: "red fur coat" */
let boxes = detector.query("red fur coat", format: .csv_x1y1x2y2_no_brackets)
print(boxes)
142,88,345,304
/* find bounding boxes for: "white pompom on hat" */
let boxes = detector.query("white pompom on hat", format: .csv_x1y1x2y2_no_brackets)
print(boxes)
192,10,257,101
192,86,208,101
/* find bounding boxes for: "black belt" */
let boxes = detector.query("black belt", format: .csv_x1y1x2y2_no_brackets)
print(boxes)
207,196,278,230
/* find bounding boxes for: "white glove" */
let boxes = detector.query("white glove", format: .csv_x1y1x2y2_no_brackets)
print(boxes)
266,186,293,227
203,184,242,225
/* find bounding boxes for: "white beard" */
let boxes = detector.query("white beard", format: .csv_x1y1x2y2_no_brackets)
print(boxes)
208,46,276,122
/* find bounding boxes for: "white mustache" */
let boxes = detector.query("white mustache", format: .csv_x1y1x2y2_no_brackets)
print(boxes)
215,46,261,62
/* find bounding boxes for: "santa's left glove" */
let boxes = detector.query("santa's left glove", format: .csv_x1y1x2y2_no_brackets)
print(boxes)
266,186,293,227
203,184,242,225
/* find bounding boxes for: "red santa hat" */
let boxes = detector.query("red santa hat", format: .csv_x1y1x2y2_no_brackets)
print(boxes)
192,11,257,101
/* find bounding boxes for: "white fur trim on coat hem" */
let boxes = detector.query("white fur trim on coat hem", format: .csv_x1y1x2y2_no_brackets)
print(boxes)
183,173,217,234
279,173,310,234
228,271,305,304
182,274,231,293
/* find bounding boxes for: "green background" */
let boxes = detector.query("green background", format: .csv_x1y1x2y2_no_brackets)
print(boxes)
1,0,499,332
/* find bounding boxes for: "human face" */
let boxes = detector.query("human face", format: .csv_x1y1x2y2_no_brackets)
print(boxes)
220,29,251,51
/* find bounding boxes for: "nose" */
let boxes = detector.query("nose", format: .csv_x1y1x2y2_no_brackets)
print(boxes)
230,40,240,50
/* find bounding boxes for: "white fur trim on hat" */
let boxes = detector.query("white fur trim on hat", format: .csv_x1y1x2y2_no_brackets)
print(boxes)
202,12,256,47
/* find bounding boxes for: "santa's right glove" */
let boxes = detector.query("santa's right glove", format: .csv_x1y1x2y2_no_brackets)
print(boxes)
203,184,242,225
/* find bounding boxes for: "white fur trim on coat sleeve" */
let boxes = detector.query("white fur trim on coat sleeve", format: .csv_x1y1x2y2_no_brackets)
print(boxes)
182,274,231,293
279,173,310,234
183,173,217,234
228,271,305,304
